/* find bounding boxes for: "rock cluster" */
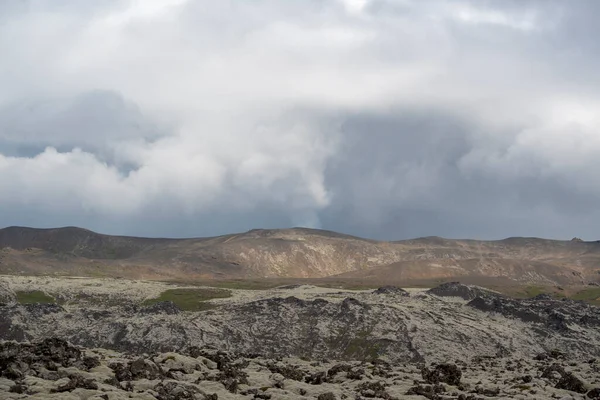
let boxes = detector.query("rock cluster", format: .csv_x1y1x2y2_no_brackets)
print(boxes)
1,339,600,399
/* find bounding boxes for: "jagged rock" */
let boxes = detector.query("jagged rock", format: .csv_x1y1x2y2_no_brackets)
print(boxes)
139,301,181,315
52,375,98,392
422,364,462,386
556,372,588,393
82,355,101,370
130,357,162,380
157,353,204,375
587,388,600,399
541,363,566,382
327,364,352,376
373,286,409,296
217,363,248,393
306,371,327,385
428,282,497,301
267,361,305,381
109,362,133,382
465,295,600,333
532,293,554,301
536,349,566,360
0,338,82,382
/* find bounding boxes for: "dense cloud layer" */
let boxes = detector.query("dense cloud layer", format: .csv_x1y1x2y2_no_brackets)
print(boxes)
0,0,599,240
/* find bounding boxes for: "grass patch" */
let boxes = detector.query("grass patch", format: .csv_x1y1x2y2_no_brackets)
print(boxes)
516,285,547,298
205,280,281,290
16,290,55,304
507,285,557,299
142,288,232,311
571,288,600,305
498,285,599,305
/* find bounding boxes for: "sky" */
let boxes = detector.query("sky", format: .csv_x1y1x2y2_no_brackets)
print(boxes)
0,0,599,240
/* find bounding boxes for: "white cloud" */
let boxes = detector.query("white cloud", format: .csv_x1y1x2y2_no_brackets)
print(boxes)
0,0,599,239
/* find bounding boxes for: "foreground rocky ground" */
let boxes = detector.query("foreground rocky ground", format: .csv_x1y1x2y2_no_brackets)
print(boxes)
1,278,600,399
1,338,599,399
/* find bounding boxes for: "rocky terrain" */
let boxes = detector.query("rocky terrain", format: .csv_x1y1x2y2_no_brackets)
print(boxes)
1,226,600,285
2,337,600,400
1,277,600,398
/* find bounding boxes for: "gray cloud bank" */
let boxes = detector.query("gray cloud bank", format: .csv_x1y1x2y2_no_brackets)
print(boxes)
0,0,599,240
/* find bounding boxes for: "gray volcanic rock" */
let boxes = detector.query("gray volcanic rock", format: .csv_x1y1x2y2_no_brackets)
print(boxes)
427,281,500,300
2,338,600,399
216,296,420,362
0,281,14,304
467,295,600,330
373,286,409,296
422,363,462,385
1,279,600,369
139,301,181,315
0,338,89,381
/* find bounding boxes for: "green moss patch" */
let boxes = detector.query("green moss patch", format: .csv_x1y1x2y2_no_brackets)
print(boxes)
16,290,55,304
142,288,232,311
571,288,600,305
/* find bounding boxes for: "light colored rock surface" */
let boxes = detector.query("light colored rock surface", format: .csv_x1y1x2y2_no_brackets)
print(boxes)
1,277,600,399
1,339,599,399
0,278,599,364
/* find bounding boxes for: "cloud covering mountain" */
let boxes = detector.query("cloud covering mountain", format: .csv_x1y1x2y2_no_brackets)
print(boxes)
0,0,599,239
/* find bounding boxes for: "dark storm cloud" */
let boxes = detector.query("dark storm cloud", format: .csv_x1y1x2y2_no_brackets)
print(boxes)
0,0,599,240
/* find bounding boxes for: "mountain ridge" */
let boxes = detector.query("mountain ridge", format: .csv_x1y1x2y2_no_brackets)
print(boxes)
0,225,599,284
3,225,598,243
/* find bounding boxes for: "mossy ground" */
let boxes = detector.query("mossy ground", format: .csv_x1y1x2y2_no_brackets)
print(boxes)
15,290,55,304
570,288,600,305
142,288,232,311
495,285,600,305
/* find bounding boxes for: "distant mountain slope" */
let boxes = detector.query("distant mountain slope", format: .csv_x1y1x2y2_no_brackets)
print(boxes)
0,226,599,284
0,226,175,259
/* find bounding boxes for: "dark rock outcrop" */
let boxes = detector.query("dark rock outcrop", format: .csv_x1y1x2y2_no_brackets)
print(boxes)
427,282,498,301
556,372,588,393
422,363,462,386
0,338,85,381
373,286,409,296
467,295,600,336
588,387,600,399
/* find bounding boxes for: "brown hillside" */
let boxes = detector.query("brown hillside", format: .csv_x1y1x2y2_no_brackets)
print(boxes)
0,226,599,284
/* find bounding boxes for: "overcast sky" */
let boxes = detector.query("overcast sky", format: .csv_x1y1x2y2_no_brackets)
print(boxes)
0,0,599,240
